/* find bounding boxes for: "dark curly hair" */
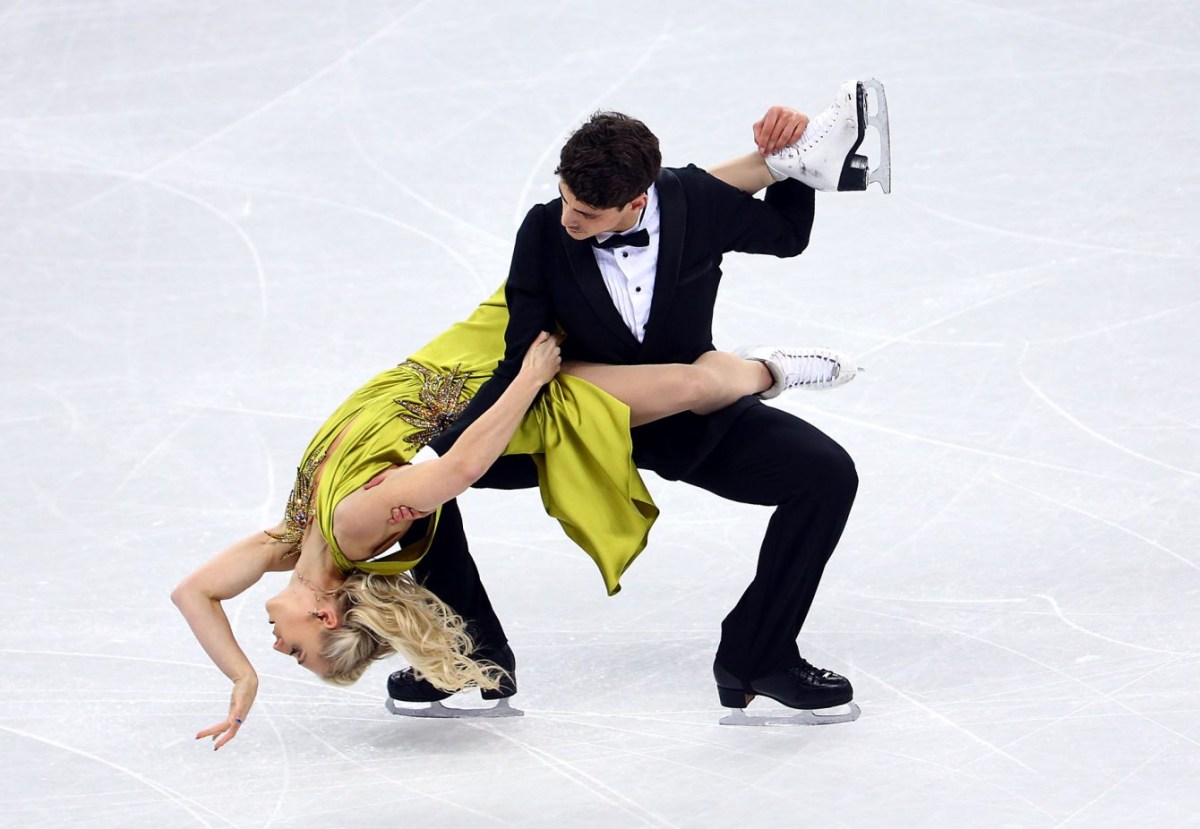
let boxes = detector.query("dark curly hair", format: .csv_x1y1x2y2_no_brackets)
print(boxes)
555,111,661,209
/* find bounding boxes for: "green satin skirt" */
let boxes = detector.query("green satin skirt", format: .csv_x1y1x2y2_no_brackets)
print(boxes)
306,283,657,595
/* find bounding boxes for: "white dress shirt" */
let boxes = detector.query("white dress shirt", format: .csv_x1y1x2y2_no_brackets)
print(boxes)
591,184,660,342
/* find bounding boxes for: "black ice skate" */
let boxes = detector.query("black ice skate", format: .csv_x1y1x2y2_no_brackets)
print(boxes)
385,644,523,719
714,658,861,726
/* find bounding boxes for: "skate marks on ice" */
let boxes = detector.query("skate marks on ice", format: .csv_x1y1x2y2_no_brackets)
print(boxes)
462,719,684,829
828,596,1199,770
1032,593,1196,659
0,723,232,827
457,703,867,826
0,648,304,827
279,711,503,823
896,195,1195,262
509,21,675,227
993,473,1200,579
1016,363,1200,482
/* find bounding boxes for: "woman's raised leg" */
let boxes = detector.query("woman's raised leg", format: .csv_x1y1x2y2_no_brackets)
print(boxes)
562,351,772,427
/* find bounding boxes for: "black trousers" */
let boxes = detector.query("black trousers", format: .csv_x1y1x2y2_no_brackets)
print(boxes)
409,498,510,655
662,404,858,679
413,403,856,680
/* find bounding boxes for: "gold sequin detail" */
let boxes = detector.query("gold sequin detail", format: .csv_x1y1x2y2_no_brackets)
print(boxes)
395,361,470,448
265,448,327,556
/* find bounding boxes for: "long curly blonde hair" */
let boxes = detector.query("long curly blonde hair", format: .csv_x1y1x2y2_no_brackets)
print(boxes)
318,571,504,692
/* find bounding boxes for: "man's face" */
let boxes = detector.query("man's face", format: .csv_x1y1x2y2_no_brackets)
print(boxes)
558,181,646,240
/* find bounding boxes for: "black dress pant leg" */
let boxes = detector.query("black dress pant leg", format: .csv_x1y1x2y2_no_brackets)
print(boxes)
673,404,858,679
409,498,509,654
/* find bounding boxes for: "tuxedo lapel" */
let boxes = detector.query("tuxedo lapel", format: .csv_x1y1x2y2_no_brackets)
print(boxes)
640,168,685,356
559,226,642,350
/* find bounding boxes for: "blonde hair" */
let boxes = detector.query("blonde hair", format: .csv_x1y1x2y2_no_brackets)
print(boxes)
319,571,504,693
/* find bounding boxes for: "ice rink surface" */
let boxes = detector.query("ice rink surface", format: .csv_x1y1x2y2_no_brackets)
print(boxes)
2,1,1198,826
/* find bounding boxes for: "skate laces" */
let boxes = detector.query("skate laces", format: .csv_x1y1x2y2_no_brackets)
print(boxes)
798,98,845,150
792,657,842,681
777,350,839,386
772,95,849,162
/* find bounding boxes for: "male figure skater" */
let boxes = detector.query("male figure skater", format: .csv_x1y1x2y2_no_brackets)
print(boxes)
394,80,891,719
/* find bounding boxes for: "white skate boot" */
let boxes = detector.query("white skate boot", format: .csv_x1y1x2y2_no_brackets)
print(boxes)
765,78,892,193
736,346,859,398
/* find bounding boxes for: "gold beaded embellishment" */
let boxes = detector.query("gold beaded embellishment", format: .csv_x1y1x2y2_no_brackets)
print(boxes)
395,361,470,448
265,448,327,557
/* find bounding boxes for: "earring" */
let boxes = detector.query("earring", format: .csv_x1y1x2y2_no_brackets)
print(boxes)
310,610,320,618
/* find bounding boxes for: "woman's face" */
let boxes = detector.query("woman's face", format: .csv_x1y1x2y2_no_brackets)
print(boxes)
265,584,334,678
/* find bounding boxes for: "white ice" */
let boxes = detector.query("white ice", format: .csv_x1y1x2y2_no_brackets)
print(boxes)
2,2,1198,827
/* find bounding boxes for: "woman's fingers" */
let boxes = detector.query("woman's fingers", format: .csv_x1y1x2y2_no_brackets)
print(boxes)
195,723,224,740
195,716,244,750
195,719,229,741
212,720,241,750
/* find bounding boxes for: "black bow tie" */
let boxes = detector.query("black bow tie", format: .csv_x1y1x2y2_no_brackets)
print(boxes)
592,228,650,249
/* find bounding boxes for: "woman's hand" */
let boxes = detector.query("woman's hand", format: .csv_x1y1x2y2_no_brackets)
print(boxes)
519,331,562,386
195,672,258,751
754,106,809,155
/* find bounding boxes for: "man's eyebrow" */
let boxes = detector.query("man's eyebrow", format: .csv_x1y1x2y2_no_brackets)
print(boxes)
558,184,596,215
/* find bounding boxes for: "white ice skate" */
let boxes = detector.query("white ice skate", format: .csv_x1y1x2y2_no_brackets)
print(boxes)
720,702,862,727
385,696,524,719
766,78,892,193
735,345,859,399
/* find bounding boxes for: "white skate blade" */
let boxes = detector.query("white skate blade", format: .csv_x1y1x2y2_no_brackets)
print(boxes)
385,697,524,719
719,701,861,727
862,79,891,193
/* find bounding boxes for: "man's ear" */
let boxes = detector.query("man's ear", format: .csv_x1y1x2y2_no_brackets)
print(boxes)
627,193,648,213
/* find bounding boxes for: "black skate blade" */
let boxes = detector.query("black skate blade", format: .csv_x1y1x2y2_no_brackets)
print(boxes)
862,78,892,193
385,697,524,719
719,701,861,727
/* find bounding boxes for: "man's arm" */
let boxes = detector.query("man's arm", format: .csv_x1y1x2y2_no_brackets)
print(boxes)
686,164,816,258
688,105,820,258
429,203,557,455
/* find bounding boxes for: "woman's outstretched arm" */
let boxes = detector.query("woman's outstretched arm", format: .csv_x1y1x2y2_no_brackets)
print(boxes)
170,526,293,750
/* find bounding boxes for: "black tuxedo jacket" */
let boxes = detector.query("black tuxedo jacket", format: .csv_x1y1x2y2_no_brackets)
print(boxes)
431,164,816,479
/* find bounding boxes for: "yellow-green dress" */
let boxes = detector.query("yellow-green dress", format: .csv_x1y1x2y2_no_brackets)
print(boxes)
272,284,657,596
